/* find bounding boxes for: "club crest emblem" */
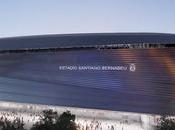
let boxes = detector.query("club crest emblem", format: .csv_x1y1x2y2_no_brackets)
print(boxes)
129,63,136,72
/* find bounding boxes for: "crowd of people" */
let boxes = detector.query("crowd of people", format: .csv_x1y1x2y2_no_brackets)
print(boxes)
0,110,150,130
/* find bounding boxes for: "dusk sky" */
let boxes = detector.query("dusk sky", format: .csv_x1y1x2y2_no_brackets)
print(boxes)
0,0,175,38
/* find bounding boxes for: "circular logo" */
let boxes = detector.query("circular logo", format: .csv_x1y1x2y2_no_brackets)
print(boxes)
129,63,136,72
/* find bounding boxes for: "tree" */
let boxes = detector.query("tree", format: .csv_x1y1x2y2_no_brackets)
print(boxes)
55,111,77,130
31,109,77,130
31,109,58,130
156,115,175,130
0,117,25,130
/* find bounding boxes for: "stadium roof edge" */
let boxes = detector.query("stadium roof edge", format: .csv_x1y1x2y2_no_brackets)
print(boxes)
0,33,175,50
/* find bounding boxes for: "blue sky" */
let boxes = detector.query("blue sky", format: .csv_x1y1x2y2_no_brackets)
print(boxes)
0,0,175,37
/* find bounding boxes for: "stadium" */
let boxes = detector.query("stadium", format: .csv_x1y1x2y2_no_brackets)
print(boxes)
0,33,175,130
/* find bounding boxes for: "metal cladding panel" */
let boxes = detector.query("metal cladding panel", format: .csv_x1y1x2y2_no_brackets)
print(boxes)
0,33,175,50
0,48,175,115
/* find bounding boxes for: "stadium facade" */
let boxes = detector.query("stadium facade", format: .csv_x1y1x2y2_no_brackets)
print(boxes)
0,33,175,115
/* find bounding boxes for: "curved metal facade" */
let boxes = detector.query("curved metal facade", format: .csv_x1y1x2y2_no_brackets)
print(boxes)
0,33,175,50
0,47,174,115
